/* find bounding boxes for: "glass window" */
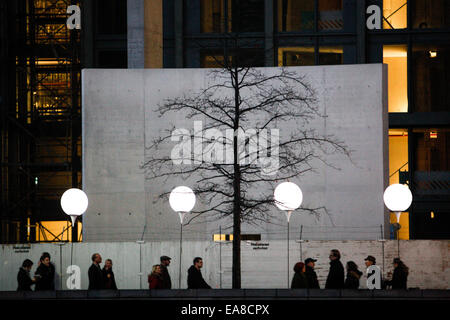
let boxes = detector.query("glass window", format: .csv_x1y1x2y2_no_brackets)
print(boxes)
97,0,127,35
412,45,450,112
231,0,265,32
389,129,409,185
414,129,450,172
383,45,408,112
318,0,343,31
318,46,343,65
277,47,315,66
201,49,265,68
277,0,314,32
412,0,450,29
383,0,407,29
201,0,232,33
97,51,127,68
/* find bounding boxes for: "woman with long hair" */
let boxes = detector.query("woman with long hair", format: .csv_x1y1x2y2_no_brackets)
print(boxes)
148,264,164,289
344,261,363,289
386,258,409,289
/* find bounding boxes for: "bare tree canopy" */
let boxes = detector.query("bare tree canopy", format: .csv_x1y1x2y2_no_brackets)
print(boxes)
144,66,350,225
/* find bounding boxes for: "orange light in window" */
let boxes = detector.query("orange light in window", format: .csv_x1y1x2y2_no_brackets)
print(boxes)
430,132,438,139
429,51,437,58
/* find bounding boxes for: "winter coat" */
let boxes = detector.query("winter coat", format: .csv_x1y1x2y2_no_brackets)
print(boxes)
305,266,320,289
159,264,172,289
102,268,118,290
386,267,408,289
88,263,104,290
34,263,55,291
344,270,363,289
291,271,308,289
325,259,345,289
17,268,33,291
187,265,211,289
148,273,165,289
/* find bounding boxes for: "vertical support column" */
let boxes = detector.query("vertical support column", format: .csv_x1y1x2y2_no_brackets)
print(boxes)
264,0,274,66
174,0,183,68
356,0,366,63
144,0,163,68
128,0,145,68
81,0,94,68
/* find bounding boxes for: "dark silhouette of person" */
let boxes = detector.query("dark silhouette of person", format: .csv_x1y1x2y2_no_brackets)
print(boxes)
88,253,104,290
17,259,35,291
325,249,345,289
187,257,211,289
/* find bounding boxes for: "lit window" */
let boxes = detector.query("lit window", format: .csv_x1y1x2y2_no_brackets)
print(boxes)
383,0,407,29
383,45,408,113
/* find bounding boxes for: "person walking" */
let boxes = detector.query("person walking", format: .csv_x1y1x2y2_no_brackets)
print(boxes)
325,249,345,289
159,255,172,289
34,254,55,291
385,258,409,289
304,258,320,289
344,261,363,289
364,255,383,289
291,262,308,289
17,259,35,291
187,257,211,289
88,253,104,290
102,259,118,290
148,265,165,289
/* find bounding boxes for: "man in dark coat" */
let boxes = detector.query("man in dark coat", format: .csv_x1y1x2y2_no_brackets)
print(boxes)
304,258,320,289
325,249,345,289
159,255,172,289
102,259,118,290
88,253,104,290
17,259,35,291
34,254,55,291
187,257,211,289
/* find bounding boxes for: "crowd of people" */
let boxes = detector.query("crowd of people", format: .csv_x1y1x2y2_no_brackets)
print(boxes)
291,249,409,290
16,250,409,291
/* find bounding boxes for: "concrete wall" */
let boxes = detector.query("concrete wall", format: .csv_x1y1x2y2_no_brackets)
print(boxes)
1,240,448,291
82,65,388,241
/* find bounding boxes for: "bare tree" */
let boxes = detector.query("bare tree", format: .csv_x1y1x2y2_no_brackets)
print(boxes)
143,58,350,288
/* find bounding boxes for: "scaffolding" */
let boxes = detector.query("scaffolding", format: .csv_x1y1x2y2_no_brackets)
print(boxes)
1,0,81,243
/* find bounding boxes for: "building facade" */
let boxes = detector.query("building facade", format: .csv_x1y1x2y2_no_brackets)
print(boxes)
1,0,449,243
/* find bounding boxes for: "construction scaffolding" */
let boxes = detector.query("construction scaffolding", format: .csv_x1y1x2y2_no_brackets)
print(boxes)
1,0,81,243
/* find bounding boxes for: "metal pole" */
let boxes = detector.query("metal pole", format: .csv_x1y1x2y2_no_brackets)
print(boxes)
287,219,290,288
219,225,222,289
300,225,303,261
179,221,183,289
60,243,63,290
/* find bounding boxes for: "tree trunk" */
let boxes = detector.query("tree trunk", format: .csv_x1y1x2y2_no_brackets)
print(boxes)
232,66,241,289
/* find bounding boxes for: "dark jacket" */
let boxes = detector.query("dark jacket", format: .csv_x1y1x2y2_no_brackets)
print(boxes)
344,270,363,289
148,273,165,289
305,266,320,289
102,268,117,290
17,268,33,291
291,271,308,289
187,265,211,289
34,263,55,291
325,259,345,289
159,264,172,289
88,263,104,290
386,267,408,289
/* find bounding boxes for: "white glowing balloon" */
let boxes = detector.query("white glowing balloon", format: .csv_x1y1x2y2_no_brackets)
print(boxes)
169,186,196,213
61,188,88,216
383,184,412,212
274,182,303,211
